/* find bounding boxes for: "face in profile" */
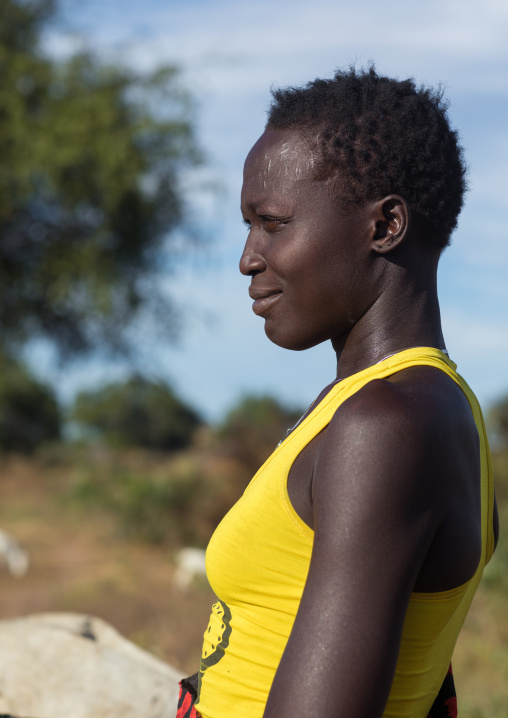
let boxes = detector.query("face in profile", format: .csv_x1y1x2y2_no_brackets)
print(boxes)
240,128,376,352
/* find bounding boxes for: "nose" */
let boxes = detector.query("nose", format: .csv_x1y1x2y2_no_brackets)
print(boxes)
239,232,267,277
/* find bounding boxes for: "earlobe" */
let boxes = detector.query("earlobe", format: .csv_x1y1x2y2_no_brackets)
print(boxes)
371,195,411,254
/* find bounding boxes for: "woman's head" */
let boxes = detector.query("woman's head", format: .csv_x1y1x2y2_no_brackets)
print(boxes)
266,65,467,250
240,128,411,351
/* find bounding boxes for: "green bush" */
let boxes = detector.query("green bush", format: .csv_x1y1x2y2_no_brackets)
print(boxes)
0,354,61,453
217,395,303,472
71,376,201,450
68,461,221,547
487,395,508,452
484,395,508,591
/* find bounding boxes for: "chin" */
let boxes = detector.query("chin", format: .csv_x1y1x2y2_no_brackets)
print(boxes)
263,323,329,352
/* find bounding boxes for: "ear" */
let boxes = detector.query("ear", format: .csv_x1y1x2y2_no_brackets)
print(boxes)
370,195,411,254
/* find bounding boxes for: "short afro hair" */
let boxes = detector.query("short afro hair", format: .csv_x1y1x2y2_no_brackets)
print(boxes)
267,65,467,249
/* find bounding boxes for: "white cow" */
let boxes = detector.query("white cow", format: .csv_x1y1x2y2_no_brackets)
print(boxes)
174,547,207,590
0,529,29,577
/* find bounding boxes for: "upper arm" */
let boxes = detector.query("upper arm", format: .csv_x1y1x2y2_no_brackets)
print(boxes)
263,380,446,718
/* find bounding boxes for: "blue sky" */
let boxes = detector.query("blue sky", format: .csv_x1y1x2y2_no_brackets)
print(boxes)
40,0,508,421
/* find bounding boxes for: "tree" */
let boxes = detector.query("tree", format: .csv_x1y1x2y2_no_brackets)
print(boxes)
0,0,201,358
486,395,508,505
217,395,304,472
0,353,60,452
71,376,202,450
488,395,508,450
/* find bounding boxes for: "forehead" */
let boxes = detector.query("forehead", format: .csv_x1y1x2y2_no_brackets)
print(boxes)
242,128,320,203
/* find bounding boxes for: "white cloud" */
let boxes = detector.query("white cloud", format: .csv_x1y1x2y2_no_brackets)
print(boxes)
49,0,508,87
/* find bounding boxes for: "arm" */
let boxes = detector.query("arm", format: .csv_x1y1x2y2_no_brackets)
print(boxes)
263,379,447,718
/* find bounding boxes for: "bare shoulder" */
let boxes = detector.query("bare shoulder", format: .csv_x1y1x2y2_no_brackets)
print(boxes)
322,365,479,483
312,365,481,568
332,364,476,440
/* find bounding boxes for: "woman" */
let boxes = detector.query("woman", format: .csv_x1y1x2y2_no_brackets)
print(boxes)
177,66,498,718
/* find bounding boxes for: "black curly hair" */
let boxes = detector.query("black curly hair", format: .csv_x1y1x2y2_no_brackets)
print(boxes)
267,65,467,249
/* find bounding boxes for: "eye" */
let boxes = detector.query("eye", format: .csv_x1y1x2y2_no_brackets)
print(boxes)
262,216,281,227
242,218,251,230
260,215,290,232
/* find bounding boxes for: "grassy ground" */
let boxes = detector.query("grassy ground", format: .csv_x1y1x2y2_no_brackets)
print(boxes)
1,453,507,714
453,570,508,716
0,454,216,674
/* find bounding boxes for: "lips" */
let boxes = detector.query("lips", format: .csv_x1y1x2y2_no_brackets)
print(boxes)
248,286,282,316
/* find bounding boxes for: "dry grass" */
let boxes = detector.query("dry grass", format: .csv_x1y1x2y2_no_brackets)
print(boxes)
1,453,507,714
453,550,508,717
0,455,215,674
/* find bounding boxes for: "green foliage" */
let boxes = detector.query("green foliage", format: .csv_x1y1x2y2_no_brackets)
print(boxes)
217,394,303,472
487,395,508,450
71,376,201,450
482,500,508,591
486,394,508,503
66,449,236,547
483,394,508,593
0,0,201,356
0,353,60,452
69,465,205,545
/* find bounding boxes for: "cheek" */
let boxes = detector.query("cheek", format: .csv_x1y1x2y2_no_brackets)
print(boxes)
271,239,337,287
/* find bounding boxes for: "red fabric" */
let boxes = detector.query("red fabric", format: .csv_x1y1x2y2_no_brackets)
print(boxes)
426,663,457,718
444,696,458,718
443,664,457,718
176,681,201,718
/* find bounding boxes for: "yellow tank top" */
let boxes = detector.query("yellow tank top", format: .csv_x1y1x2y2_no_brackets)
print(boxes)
196,348,495,718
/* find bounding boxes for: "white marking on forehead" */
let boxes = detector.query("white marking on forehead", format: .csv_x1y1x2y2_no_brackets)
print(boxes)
244,131,321,200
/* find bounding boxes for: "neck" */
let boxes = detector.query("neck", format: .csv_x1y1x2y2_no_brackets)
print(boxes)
332,264,445,381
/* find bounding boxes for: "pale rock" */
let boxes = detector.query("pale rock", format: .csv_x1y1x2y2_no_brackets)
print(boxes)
0,613,184,718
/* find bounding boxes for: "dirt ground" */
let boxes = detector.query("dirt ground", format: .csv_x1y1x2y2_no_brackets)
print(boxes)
0,456,215,674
